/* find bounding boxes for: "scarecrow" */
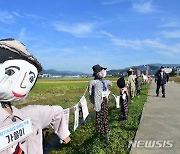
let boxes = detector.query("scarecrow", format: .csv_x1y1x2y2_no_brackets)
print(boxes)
0,38,70,154
117,77,128,121
135,76,141,96
127,68,136,100
88,64,112,142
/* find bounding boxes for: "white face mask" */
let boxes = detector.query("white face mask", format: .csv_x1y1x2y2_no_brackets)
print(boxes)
98,69,107,78
0,59,38,102
102,70,107,78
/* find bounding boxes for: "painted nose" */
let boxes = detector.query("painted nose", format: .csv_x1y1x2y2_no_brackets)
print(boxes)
20,72,27,88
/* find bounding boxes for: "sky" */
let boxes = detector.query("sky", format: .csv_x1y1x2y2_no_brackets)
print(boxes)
0,0,180,73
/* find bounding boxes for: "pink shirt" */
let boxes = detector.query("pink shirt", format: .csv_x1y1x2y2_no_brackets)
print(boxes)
0,105,70,154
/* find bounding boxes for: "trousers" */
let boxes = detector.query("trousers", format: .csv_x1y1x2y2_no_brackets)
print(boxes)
156,84,165,95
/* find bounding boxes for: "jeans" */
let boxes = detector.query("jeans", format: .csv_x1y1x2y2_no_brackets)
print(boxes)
156,84,165,96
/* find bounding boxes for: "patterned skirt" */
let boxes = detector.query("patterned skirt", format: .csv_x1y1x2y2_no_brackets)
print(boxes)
96,97,109,134
120,96,128,116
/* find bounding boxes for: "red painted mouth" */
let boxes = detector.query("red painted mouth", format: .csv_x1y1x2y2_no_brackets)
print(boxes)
12,91,26,98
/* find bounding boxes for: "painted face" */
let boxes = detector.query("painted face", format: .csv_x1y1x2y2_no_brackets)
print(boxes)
0,59,38,102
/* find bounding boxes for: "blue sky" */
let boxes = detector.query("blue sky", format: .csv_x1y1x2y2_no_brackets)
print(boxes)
0,0,180,73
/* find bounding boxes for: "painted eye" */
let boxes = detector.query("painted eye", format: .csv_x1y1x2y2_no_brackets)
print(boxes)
29,76,34,83
5,69,15,76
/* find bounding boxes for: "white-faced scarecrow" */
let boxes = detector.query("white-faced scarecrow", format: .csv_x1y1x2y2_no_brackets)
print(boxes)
88,64,112,142
117,77,128,121
0,38,70,154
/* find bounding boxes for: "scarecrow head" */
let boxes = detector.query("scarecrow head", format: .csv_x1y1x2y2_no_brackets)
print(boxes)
117,77,125,89
127,68,134,76
0,38,42,102
92,64,107,79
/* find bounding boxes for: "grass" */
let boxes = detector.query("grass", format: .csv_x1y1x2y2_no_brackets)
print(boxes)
49,81,150,153
169,76,180,83
13,78,150,153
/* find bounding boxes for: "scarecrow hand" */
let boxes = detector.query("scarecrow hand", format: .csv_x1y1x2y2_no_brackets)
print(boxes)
63,136,71,144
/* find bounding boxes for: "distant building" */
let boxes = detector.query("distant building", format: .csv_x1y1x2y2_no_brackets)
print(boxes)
164,67,172,74
174,67,180,76
51,75,62,78
38,73,51,78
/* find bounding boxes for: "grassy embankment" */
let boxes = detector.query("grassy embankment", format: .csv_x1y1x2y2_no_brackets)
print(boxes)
14,78,150,153
169,76,180,83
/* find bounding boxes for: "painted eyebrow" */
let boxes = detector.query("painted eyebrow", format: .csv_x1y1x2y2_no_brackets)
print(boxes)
5,66,20,70
29,71,35,77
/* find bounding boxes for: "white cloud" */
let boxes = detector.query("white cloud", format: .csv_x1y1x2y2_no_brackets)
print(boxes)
132,0,157,13
0,11,45,25
17,28,26,41
53,22,95,37
0,11,15,24
17,28,37,43
16,28,40,50
100,30,114,38
101,0,129,5
12,11,24,18
24,13,46,20
101,31,180,56
159,30,180,39
160,21,179,28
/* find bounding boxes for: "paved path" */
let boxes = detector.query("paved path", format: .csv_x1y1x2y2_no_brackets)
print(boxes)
130,81,180,154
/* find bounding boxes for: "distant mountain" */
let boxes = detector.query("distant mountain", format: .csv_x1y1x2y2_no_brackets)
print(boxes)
41,63,180,77
107,63,180,76
148,63,180,67
41,69,89,76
